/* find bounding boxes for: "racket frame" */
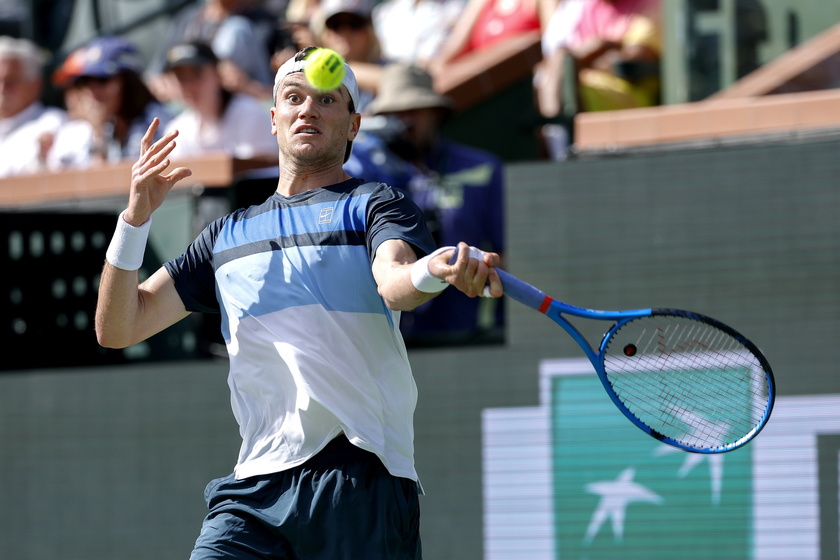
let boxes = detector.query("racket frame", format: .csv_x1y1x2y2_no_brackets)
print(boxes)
496,268,776,453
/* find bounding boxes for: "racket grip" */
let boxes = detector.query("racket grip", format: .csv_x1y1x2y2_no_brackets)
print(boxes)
495,268,548,312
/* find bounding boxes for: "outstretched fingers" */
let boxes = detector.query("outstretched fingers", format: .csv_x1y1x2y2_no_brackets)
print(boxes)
136,129,178,175
125,120,192,224
139,117,160,155
132,124,193,191
161,165,193,184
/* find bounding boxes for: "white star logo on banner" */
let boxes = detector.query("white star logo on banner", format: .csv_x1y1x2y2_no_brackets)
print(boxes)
654,444,725,505
583,467,663,544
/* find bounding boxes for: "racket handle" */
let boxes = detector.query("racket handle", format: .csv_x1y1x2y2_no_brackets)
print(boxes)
495,268,549,312
447,246,548,312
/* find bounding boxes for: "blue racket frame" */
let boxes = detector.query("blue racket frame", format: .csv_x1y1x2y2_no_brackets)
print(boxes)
496,268,776,453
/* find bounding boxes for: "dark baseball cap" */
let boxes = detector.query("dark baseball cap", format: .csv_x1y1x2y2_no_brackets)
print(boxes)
164,42,218,71
52,35,144,87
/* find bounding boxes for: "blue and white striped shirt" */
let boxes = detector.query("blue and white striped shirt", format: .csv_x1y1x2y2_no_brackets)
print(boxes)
165,178,435,480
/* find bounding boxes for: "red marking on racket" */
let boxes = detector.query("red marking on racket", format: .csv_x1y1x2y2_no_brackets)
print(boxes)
538,296,553,314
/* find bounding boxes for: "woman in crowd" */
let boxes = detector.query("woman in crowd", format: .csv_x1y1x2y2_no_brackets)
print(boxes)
48,35,172,170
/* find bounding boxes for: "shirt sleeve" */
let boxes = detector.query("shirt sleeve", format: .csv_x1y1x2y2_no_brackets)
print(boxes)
163,216,227,313
365,182,437,260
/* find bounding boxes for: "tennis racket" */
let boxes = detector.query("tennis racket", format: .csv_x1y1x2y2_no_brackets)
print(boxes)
460,250,775,453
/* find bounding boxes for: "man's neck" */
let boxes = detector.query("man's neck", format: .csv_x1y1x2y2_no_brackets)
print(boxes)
275,164,352,197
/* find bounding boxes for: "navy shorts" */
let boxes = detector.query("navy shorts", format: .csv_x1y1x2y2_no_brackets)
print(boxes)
189,435,422,560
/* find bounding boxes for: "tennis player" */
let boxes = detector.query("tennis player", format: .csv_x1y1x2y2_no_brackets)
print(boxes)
95,47,502,559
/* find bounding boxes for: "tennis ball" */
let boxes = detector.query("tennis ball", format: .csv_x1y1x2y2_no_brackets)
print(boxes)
304,48,346,91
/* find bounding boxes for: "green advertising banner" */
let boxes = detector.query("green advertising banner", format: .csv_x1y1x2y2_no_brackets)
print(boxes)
482,358,840,560
550,372,752,559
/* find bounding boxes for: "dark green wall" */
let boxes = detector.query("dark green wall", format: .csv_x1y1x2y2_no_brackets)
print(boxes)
442,78,543,162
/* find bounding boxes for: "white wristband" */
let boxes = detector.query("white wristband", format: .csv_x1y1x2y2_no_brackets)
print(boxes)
105,210,152,271
411,246,454,293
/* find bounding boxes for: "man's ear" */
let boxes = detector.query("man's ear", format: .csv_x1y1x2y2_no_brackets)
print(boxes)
269,106,278,136
348,112,361,141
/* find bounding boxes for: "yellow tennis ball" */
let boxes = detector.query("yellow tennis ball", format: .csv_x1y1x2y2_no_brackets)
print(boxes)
304,48,346,91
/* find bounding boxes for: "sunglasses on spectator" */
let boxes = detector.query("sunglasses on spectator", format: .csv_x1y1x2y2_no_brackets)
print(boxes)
326,15,369,31
73,75,117,87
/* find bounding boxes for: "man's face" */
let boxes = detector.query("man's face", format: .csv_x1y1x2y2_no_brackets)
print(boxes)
270,74,360,169
322,14,374,62
392,107,443,154
171,64,219,109
72,74,122,117
0,58,41,119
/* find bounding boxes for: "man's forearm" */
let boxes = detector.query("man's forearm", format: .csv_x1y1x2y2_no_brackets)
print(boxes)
95,265,189,349
95,263,143,348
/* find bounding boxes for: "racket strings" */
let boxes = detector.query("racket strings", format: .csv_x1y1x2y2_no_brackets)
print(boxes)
603,315,770,452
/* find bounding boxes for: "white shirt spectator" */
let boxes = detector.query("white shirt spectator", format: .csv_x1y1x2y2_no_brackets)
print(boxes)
46,101,172,170
0,101,66,177
165,92,276,160
0,35,67,177
373,0,465,65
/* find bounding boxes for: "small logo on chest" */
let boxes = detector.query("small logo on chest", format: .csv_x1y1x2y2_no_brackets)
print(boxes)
318,206,335,224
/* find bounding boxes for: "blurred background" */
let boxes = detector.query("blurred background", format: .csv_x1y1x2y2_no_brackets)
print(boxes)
1,1,839,558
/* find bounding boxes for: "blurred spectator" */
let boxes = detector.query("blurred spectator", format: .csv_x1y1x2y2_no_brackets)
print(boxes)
434,0,555,67
348,64,505,346
316,0,385,113
162,41,277,163
372,0,465,68
283,0,320,63
535,0,661,159
286,0,322,30
262,0,292,17
147,0,276,104
0,35,67,177
47,35,173,170
269,21,305,75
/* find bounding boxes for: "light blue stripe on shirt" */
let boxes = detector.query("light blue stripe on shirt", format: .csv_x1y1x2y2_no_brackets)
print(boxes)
217,243,385,322
213,193,371,254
